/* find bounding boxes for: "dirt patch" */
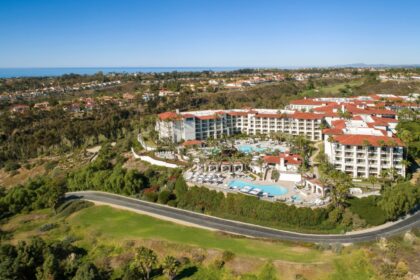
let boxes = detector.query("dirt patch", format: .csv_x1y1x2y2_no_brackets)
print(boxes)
86,145,102,153
227,256,263,275
290,246,312,253
0,165,45,188
122,152,150,172
273,260,333,280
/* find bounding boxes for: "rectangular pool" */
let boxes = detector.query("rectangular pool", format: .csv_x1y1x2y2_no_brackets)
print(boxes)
228,179,288,196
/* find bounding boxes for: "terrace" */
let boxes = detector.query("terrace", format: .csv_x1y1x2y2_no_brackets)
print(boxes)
181,136,328,207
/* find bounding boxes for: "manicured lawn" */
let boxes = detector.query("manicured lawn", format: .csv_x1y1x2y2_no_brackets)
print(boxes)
68,205,327,263
300,79,364,96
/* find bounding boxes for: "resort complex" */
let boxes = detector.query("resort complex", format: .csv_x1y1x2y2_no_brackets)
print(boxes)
152,94,419,205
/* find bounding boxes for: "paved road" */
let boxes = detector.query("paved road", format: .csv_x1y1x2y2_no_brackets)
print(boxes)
66,191,420,243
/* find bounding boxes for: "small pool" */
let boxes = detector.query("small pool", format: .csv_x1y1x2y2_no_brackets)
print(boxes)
291,195,301,201
228,179,288,196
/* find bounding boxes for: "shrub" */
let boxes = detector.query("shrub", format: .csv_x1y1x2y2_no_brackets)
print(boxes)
167,200,177,207
39,223,57,232
143,192,158,202
222,250,235,262
44,160,58,171
56,200,93,217
158,190,172,204
348,196,388,226
379,181,420,220
4,161,20,172
212,259,225,269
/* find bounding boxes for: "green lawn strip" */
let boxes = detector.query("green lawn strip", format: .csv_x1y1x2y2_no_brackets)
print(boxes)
68,206,325,263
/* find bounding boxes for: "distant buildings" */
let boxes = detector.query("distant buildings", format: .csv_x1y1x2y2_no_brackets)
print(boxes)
10,104,30,113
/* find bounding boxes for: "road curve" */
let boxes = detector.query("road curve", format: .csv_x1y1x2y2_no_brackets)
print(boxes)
65,191,420,243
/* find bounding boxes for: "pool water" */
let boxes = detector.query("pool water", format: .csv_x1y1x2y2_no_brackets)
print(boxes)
228,179,288,196
237,145,266,153
291,195,301,201
237,144,285,154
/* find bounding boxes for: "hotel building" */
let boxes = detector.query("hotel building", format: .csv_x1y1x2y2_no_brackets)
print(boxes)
155,109,324,143
156,94,411,178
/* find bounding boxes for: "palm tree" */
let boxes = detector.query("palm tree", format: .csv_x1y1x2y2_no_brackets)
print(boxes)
329,170,352,208
400,129,413,159
135,246,158,280
366,175,378,189
401,159,411,171
379,169,391,189
162,256,180,280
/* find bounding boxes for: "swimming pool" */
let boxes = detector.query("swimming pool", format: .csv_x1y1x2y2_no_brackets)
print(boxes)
228,179,288,196
237,144,285,154
237,145,266,153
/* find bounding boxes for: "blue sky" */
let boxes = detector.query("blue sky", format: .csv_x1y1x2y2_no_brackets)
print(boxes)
1,0,419,67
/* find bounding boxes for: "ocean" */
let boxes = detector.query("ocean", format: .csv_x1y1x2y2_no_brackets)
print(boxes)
0,67,242,78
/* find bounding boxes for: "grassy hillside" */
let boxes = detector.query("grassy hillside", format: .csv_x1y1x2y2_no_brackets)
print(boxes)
3,204,419,279
0,205,336,279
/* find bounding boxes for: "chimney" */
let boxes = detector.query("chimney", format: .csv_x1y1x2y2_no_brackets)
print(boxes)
280,157,285,167
387,131,393,137
341,105,345,112
175,109,180,114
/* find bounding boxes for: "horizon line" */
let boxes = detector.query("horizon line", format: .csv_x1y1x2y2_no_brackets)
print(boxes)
1,64,420,69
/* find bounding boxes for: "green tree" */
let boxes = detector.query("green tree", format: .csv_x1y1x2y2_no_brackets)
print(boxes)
329,171,353,208
73,263,101,280
174,176,188,198
379,182,419,220
134,247,158,280
162,256,180,280
36,252,59,280
366,176,378,189
258,262,278,280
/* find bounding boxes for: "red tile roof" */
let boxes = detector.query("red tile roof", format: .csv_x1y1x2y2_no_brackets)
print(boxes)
226,111,248,116
255,113,287,118
196,115,218,120
264,155,280,164
263,153,302,165
322,128,344,135
331,119,346,129
158,111,180,120
182,140,203,146
370,116,398,126
347,107,396,116
182,113,195,118
291,112,324,120
333,135,404,147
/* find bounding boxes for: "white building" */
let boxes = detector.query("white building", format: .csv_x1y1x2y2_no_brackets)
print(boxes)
323,119,405,178
155,109,324,143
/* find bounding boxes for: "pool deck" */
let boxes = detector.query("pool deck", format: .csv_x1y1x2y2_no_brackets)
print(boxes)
184,169,324,206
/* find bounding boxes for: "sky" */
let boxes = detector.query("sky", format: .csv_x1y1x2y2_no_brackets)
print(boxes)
1,0,420,68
